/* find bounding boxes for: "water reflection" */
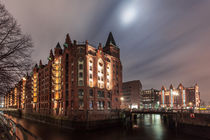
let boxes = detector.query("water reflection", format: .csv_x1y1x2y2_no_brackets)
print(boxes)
4,114,207,140
142,114,165,140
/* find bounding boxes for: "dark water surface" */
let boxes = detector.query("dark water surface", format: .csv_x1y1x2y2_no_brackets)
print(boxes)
6,114,208,140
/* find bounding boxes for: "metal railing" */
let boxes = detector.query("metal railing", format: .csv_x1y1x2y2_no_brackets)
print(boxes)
128,108,210,114
0,112,42,140
194,110,210,114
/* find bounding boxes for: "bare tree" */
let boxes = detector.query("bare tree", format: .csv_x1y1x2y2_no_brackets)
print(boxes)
0,3,33,95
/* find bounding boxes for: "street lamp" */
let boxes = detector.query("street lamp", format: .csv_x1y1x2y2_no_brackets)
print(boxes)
189,102,192,106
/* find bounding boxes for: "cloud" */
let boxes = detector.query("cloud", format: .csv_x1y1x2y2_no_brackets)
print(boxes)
2,0,210,102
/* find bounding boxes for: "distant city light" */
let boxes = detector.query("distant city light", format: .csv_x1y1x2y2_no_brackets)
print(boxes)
172,91,179,96
131,104,138,109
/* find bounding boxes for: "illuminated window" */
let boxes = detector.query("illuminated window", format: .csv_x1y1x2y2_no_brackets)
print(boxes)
89,59,93,87
97,101,104,110
97,59,104,88
32,72,38,104
106,65,111,89
89,100,93,109
78,58,84,86
52,57,62,105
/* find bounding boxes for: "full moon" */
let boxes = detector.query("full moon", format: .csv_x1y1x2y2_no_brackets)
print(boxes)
121,6,137,25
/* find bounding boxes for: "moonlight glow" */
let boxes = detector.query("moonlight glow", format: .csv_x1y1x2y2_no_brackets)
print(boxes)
121,6,137,25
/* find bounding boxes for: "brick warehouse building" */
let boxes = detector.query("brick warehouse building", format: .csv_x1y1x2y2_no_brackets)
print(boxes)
4,32,122,121
160,83,200,109
122,80,142,109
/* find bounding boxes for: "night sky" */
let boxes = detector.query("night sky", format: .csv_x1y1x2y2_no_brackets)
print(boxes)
2,0,210,102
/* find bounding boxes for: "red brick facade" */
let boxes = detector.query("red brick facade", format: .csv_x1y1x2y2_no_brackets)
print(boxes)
160,83,200,109
4,32,122,121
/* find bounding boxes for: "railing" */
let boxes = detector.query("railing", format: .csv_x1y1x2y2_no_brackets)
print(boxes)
127,109,210,114
194,110,210,114
0,112,42,140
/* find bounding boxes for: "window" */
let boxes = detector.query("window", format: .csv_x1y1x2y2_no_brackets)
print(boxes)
79,99,84,110
79,72,83,78
97,101,104,110
78,80,83,86
71,100,74,109
89,59,93,87
98,91,104,98
89,89,93,97
90,66,93,71
108,101,111,109
101,101,105,109
78,89,84,97
90,74,93,79
97,59,104,88
79,48,83,54
97,101,100,109
89,100,93,109
79,64,83,69
108,92,111,98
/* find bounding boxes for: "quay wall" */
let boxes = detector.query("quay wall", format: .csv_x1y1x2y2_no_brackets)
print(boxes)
3,110,123,131
163,113,210,139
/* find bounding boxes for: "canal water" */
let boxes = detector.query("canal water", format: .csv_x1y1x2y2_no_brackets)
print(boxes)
5,114,208,140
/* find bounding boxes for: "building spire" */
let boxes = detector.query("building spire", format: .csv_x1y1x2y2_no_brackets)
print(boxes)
55,42,62,56
65,33,71,45
39,60,43,67
48,49,54,61
170,84,173,89
56,42,61,49
105,32,117,47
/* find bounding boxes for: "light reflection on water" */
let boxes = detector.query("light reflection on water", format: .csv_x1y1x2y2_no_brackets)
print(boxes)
142,114,165,140
4,114,206,140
